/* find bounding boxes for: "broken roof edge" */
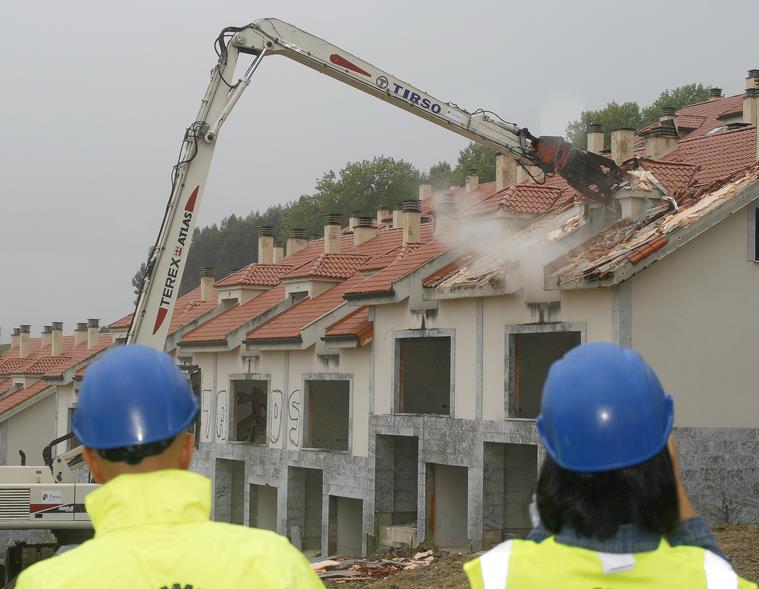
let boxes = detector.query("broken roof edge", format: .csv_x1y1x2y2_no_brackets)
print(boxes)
548,176,759,290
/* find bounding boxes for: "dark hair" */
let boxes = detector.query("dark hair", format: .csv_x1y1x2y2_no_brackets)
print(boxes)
536,448,679,540
97,436,176,466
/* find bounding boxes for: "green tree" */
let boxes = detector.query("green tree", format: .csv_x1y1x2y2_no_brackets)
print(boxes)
282,156,420,236
449,143,497,186
422,161,453,192
131,246,154,305
565,83,712,149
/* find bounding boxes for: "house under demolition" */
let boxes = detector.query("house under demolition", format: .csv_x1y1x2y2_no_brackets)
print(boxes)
4,70,759,557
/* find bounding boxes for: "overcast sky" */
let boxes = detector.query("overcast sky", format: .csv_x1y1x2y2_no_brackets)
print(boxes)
1,0,757,342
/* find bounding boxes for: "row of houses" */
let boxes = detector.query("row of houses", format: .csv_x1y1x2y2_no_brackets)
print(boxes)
3,70,759,557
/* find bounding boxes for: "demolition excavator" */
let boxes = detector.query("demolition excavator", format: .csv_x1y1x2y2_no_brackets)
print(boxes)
0,17,624,577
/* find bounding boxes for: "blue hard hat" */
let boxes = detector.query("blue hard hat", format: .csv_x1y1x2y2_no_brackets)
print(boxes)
536,342,673,473
73,345,199,449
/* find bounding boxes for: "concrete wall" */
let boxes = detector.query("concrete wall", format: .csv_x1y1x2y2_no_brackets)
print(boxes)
631,209,759,427
250,483,278,531
427,464,469,551
2,392,57,466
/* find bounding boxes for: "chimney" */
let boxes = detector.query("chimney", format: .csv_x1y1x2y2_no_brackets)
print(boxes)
434,194,457,238
74,322,88,346
401,200,421,244
643,125,679,159
354,216,378,246
746,69,759,90
10,328,20,350
257,226,274,264
200,267,216,302
40,325,52,349
273,243,284,263
376,206,391,225
51,322,63,357
286,228,308,257
709,87,723,101
392,208,404,230
19,325,30,358
659,106,677,124
349,211,361,230
516,164,542,184
418,183,432,201
610,128,636,165
586,123,604,154
495,153,518,191
87,319,99,350
465,170,479,193
324,214,342,254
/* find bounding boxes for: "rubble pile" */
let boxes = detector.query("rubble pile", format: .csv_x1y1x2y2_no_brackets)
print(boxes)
311,549,436,583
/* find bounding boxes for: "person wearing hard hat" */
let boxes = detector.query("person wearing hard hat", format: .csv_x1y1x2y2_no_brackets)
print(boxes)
464,342,755,589
16,345,325,589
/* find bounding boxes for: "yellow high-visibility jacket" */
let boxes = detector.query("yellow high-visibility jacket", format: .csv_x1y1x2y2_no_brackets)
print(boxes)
464,536,757,589
16,469,325,589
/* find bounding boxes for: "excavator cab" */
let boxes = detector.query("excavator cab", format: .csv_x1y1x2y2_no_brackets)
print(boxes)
530,135,626,204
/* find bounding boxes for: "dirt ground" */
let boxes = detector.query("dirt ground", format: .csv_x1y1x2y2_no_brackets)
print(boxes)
325,524,759,588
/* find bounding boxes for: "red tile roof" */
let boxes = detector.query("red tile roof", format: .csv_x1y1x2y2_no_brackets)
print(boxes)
500,184,564,213
284,254,369,280
640,94,745,140
0,379,14,394
246,275,365,343
344,240,450,298
422,255,475,288
181,284,287,344
635,158,700,198
214,264,293,287
108,314,132,329
323,306,373,345
0,334,113,379
0,380,51,416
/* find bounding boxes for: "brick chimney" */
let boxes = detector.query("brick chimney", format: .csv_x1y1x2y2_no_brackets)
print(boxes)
258,226,274,264
746,69,759,91
286,228,308,257
465,170,479,193
587,123,604,154
495,153,518,191
643,124,679,159
74,322,88,346
10,328,20,350
610,128,636,165
418,183,432,201
324,214,342,254
40,325,52,349
401,201,421,244
709,87,723,101
19,325,30,358
87,319,99,349
273,244,284,263
376,206,390,225
200,267,216,302
354,216,377,246
51,322,63,357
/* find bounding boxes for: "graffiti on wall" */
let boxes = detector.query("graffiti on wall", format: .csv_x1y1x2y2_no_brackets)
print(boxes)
269,389,283,444
215,389,228,442
201,389,213,443
287,389,302,448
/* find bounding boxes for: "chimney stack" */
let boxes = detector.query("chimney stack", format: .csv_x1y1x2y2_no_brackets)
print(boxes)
659,106,677,124
401,200,421,244
257,226,274,264
11,328,20,350
324,214,342,254
40,325,52,349
465,170,479,193
586,123,604,154
709,87,723,101
610,128,636,165
643,125,679,159
75,322,88,346
495,153,518,191
392,208,404,230
286,228,308,257
434,194,457,238
200,267,216,303
19,325,30,358
418,183,432,201
87,319,99,349
273,243,284,263
376,206,391,226
349,211,361,230
354,216,377,246
746,69,759,90
51,322,63,357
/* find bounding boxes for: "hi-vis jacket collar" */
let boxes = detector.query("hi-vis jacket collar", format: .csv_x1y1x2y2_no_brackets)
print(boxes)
86,469,210,535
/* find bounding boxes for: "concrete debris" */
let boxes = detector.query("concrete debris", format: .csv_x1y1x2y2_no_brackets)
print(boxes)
311,551,440,584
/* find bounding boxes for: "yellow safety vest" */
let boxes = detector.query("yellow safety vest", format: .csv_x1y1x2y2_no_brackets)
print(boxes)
16,469,325,589
464,536,757,589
